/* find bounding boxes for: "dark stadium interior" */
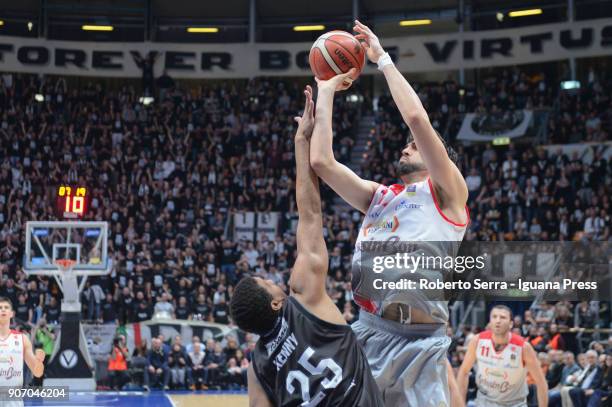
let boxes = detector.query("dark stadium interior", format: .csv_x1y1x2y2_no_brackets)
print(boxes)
0,0,611,405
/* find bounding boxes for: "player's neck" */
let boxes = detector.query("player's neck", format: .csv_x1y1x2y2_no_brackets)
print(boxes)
400,170,428,185
0,323,11,339
492,332,510,348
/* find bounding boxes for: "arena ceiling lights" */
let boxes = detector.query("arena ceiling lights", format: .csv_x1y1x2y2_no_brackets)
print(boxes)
399,19,432,27
0,20,4,26
187,27,219,33
82,25,114,31
508,8,543,18
293,25,325,32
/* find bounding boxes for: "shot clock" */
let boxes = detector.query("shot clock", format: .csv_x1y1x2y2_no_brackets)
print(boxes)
56,185,89,219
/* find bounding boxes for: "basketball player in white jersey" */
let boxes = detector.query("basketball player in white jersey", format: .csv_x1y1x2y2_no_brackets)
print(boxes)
0,297,46,391
457,305,548,407
310,20,467,406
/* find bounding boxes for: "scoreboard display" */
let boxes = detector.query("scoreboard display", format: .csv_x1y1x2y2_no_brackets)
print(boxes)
56,185,89,219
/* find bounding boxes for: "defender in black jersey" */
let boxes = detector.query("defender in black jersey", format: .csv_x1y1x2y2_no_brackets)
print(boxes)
230,85,384,407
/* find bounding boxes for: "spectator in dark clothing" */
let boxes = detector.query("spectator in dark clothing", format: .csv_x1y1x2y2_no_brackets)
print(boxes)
212,297,229,324
134,300,152,322
168,343,188,389
101,293,117,324
547,350,565,389
583,353,612,407
144,338,170,390
204,341,226,387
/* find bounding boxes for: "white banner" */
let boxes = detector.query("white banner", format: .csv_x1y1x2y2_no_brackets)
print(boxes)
457,110,533,141
125,319,235,355
82,324,117,362
234,212,255,241
256,213,279,242
0,18,611,78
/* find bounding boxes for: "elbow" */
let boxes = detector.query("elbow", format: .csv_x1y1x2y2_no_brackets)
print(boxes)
403,110,429,128
310,156,333,174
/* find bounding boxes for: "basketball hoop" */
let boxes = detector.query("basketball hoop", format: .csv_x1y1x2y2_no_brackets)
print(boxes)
54,259,77,272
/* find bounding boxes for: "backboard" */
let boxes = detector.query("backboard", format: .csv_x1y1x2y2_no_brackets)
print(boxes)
24,221,110,275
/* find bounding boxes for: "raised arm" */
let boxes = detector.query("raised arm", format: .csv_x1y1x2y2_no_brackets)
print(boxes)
288,86,329,305
456,335,478,404
354,20,468,211
310,73,379,214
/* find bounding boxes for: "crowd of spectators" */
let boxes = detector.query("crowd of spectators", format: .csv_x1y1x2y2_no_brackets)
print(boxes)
0,65,610,392
451,301,612,406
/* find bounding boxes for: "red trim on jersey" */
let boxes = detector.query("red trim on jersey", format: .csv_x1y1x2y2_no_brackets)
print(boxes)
354,294,377,314
479,330,525,355
389,184,405,196
478,330,492,340
427,178,469,227
0,330,20,341
510,333,525,347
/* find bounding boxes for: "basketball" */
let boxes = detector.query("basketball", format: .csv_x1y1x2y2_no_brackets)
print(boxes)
309,30,366,81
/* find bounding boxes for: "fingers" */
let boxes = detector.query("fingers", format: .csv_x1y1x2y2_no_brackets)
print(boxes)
354,20,370,32
341,68,357,79
294,117,301,123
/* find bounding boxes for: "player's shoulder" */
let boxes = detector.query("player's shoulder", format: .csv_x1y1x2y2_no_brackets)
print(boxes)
509,333,526,347
477,330,492,340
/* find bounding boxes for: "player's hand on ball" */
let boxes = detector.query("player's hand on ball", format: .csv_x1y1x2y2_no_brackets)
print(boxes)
294,85,315,139
35,349,46,363
315,69,356,92
353,20,385,63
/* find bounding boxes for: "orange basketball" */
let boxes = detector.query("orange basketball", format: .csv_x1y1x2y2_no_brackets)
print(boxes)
309,30,366,81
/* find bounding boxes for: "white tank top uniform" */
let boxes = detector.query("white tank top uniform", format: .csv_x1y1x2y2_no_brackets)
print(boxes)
475,331,529,407
0,330,25,387
351,179,469,322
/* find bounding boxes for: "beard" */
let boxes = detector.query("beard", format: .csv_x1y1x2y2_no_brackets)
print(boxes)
396,160,427,177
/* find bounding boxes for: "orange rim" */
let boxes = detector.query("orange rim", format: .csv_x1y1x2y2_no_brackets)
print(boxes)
54,259,77,270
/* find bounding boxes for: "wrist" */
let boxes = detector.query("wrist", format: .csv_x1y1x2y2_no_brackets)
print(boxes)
377,52,394,71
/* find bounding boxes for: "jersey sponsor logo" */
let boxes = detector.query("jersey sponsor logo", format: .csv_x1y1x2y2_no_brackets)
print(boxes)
405,184,417,196
362,215,400,237
0,366,22,380
394,199,423,211
265,318,289,357
368,206,383,219
477,373,511,394
273,333,298,371
484,367,509,380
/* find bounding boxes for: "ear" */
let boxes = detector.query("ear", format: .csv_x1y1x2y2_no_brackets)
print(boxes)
270,298,284,312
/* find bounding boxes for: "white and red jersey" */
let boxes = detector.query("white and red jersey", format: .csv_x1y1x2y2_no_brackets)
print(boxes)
475,331,528,406
351,179,469,320
0,330,25,387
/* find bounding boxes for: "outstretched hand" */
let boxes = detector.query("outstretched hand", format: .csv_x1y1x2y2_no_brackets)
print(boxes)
294,85,315,140
315,68,357,93
353,20,385,63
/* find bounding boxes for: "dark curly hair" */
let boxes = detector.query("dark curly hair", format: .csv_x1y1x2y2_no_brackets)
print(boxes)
230,277,280,336
406,129,459,166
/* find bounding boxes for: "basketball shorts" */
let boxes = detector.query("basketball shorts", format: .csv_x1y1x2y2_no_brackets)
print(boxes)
352,311,450,407
473,397,528,407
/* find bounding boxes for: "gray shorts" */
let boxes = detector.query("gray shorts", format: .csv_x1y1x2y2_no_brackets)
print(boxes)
352,311,451,407
472,397,527,407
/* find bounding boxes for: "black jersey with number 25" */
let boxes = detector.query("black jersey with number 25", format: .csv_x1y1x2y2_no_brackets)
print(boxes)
251,296,384,406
